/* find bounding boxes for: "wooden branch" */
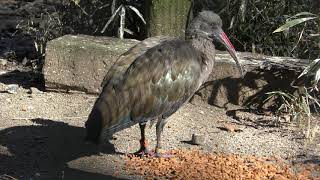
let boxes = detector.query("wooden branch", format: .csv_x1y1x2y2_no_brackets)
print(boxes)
215,50,309,73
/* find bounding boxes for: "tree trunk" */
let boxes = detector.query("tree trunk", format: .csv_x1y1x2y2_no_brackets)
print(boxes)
144,0,191,38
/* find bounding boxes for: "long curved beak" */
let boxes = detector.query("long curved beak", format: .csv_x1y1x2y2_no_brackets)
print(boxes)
213,28,244,77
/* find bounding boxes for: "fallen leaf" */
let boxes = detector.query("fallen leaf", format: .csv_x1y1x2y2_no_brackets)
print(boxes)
222,123,241,132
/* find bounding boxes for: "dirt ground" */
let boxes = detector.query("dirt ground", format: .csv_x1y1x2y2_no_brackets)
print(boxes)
0,64,319,179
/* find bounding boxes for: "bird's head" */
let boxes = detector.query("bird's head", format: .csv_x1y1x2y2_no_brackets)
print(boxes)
187,11,244,76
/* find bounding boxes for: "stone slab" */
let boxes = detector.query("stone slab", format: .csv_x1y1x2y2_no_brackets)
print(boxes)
43,35,139,93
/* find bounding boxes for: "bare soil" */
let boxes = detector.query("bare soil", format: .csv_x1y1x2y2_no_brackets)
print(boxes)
0,65,319,179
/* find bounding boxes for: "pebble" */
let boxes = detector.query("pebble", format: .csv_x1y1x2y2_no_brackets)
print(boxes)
0,83,5,91
22,57,29,66
191,134,206,145
0,58,7,66
28,106,34,110
21,105,34,111
5,84,19,94
282,115,291,122
0,70,7,75
29,87,43,94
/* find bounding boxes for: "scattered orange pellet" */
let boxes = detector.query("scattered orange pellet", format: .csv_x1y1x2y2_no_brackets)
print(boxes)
123,149,318,179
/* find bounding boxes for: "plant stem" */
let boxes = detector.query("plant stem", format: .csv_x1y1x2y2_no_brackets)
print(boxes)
119,6,126,39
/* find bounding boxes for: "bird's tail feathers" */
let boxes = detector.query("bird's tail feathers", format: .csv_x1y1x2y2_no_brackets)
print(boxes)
100,120,136,141
85,107,103,144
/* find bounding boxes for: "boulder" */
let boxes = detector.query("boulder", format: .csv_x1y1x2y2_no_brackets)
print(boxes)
43,35,139,93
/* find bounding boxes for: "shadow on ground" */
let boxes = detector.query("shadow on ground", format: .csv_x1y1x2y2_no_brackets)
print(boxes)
302,156,320,165
0,69,44,90
0,118,123,179
293,154,320,165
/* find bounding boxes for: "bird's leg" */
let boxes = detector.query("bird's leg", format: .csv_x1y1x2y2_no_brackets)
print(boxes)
155,117,169,157
134,122,149,155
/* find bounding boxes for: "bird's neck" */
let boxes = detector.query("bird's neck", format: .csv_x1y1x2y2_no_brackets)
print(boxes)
189,37,216,86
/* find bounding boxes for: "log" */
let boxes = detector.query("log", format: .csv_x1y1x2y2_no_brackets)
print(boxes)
221,51,309,72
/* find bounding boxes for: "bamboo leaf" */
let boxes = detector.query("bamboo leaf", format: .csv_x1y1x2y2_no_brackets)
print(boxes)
315,66,320,85
70,0,89,16
273,17,317,33
124,28,134,35
127,5,146,24
307,92,320,108
101,5,123,33
298,59,320,78
290,12,317,19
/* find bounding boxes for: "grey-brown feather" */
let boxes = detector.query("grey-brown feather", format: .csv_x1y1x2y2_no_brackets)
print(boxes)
85,38,213,143
85,11,222,144
101,36,172,87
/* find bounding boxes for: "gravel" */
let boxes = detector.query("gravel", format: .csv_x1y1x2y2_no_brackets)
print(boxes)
0,83,319,179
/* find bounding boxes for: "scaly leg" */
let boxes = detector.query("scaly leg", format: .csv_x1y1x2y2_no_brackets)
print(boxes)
134,122,149,155
155,117,169,157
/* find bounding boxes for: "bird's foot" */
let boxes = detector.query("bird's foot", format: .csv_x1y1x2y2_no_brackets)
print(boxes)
149,148,173,158
155,152,172,158
134,148,150,157
133,149,172,158
134,139,150,157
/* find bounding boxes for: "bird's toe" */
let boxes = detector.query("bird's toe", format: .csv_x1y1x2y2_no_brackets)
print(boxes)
153,148,173,158
134,148,150,157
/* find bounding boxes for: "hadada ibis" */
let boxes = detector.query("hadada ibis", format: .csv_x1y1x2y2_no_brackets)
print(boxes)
85,11,243,156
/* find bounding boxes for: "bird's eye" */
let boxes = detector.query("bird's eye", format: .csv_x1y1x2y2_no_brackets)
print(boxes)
200,24,210,31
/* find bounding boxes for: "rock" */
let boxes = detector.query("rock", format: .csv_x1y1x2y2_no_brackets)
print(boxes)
22,57,29,66
221,123,241,133
282,115,291,122
0,83,5,91
43,35,139,94
5,84,19,94
21,105,34,111
0,58,7,66
29,87,43,94
0,70,7,75
191,134,206,145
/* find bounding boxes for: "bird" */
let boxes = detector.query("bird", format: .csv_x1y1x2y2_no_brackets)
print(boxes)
85,11,243,157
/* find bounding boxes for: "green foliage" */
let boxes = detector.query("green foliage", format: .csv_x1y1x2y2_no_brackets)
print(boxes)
15,9,63,70
192,0,320,59
265,90,311,122
263,58,320,138
59,0,146,39
296,58,320,88
16,12,63,56
273,12,318,33
265,83,320,138
100,0,146,39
